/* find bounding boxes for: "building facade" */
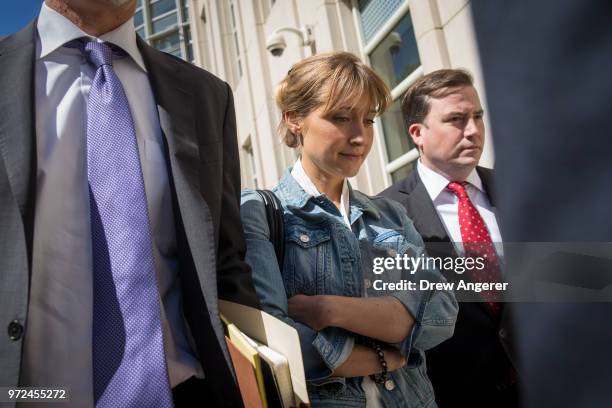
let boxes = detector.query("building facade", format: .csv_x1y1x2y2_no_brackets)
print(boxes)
184,0,492,194
135,0,195,62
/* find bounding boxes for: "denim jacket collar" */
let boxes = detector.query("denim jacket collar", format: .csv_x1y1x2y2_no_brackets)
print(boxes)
276,168,381,223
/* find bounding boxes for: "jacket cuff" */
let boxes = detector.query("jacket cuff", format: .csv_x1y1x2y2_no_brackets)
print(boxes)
390,289,430,366
308,329,354,387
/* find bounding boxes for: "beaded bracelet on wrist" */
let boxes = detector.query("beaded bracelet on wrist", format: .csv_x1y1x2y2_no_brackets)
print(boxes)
365,339,395,391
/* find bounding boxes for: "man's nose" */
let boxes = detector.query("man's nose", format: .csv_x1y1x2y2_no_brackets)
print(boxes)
464,117,481,137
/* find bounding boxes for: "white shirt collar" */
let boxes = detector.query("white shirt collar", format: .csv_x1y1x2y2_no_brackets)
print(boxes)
292,158,321,198
37,2,147,72
417,159,484,201
291,159,351,226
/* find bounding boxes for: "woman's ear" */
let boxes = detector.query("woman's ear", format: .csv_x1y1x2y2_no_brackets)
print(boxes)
284,111,301,135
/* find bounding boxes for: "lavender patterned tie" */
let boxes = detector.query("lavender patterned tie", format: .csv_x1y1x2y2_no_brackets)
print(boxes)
80,40,173,407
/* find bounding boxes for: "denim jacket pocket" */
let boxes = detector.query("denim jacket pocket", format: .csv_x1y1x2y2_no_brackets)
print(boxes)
370,230,422,288
285,221,332,296
372,230,420,258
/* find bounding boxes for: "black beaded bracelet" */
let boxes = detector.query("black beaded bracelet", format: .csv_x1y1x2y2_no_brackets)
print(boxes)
366,340,395,391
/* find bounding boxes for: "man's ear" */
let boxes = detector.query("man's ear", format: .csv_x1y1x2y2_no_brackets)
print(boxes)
408,123,424,148
284,112,301,135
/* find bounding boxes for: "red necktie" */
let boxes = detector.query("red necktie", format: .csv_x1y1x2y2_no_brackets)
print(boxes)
447,182,502,316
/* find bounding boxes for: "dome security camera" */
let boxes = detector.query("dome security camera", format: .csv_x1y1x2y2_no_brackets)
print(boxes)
266,32,287,57
265,26,313,57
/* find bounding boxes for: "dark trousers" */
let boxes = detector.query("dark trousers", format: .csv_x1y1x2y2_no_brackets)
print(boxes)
172,376,211,407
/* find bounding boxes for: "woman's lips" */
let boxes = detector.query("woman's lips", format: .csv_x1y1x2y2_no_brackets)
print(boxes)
340,153,363,161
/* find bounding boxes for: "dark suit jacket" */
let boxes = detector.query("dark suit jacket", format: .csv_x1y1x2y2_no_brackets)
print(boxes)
380,166,518,408
0,20,258,407
472,2,612,407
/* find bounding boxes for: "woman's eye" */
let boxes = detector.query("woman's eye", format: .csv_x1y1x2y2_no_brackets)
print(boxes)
334,116,350,123
365,118,375,125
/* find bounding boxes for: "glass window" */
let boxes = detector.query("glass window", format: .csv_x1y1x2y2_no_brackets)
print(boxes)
358,0,404,44
150,0,176,18
134,10,143,27
361,5,422,188
137,0,142,8
369,11,420,89
152,12,178,33
380,99,414,162
181,0,189,21
134,0,191,62
228,1,242,79
153,31,180,55
390,161,416,183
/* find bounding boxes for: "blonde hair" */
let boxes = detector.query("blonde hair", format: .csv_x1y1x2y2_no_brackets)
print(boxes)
275,52,391,148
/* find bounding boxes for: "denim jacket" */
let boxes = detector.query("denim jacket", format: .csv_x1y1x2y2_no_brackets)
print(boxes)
240,169,458,407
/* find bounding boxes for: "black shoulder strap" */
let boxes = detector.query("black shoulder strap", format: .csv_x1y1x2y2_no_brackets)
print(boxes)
255,189,285,269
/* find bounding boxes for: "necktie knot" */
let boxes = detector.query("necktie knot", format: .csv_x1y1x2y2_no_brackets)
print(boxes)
447,181,469,199
84,41,114,68
67,39,123,68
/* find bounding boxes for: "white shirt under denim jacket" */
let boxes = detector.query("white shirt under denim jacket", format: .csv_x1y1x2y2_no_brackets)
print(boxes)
240,162,458,407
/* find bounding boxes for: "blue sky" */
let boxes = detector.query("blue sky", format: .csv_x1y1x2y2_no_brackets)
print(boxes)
1,0,43,37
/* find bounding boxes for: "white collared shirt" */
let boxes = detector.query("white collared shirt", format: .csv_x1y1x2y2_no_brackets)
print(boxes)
291,159,351,227
417,160,503,255
21,4,202,406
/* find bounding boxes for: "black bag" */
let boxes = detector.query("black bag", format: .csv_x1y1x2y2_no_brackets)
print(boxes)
255,189,285,269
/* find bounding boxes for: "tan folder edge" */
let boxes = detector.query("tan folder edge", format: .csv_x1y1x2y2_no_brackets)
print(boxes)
219,300,310,406
225,335,265,408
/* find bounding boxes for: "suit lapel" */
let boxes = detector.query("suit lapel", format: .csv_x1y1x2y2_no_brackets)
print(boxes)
136,38,231,356
136,39,219,296
477,166,504,238
137,39,199,190
399,171,453,246
0,21,37,219
477,166,496,206
0,21,37,267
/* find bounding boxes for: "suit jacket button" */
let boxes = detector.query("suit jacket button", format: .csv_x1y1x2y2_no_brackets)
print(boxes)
8,320,24,341
499,328,507,339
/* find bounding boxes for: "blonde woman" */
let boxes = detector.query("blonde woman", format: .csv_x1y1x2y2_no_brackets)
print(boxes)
240,52,457,407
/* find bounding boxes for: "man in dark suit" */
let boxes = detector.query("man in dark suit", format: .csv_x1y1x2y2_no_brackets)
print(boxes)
471,1,612,407
0,0,258,406
380,69,517,408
